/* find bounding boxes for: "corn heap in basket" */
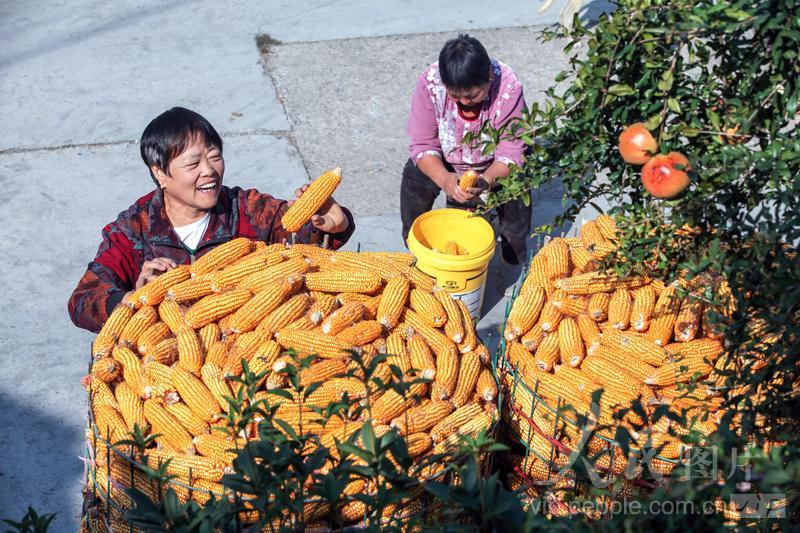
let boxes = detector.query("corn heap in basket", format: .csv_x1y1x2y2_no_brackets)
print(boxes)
502,215,734,497
84,238,498,525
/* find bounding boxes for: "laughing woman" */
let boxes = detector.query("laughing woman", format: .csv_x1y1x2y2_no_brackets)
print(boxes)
68,107,354,332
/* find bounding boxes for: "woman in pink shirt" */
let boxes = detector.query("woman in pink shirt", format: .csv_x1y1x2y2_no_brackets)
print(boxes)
402,34,531,264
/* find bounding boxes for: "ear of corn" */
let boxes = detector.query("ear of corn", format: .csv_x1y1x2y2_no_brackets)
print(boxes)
165,401,210,437
599,328,668,366
377,276,410,329
193,433,240,466
407,334,436,380
580,220,607,248
533,331,560,371
646,356,713,386
171,366,221,422
476,368,498,403
391,400,453,434
299,358,349,388
432,345,459,400
409,289,447,327
112,345,150,399
190,237,253,278
403,308,456,355
91,357,122,383
282,168,343,232
255,294,310,337
240,257,310,293
674,299,702,342
308,291,339,325
505,286,545,340
210,251,284,292
608,287,632,330
435,290,464,343
455,299,478,353
176,327,204,374
226,279,296,334
321,301,364,335
167,274,215,303
92,404,130,444
336,320,382,346
630,285,656,332
130,265,192,307
305,270,382,295
587,292,611,321
569,246,596,273
222,331,264,376
544,238,571,281
198,322,221,353
538,302,562,333
184,288,253,329
146,448,225,482
648,283,682,346
137,322,172,356
275,329,353,359
520,322,546,352
451,351,481,407
143,399,195,453
118,305,158,347
385,331,413,375
458,170,479,190
664,338,723,360
113,381,146,432
372,381,427,423
96,304,135,351
551,291,588,317
201,363,234,413
557,317,584,367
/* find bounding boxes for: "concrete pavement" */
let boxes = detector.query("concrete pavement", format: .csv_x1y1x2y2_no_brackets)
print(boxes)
0,0,610,528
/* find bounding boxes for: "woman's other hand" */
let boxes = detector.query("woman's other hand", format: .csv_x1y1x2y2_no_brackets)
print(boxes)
135,257,178,289
289,184,350,234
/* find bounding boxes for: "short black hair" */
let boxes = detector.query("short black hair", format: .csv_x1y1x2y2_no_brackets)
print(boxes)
140,107,223,185
438,34,491,91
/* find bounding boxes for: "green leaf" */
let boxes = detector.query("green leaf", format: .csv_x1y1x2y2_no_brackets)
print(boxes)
608,84,635,96
644,115,662,131
667,98,681,113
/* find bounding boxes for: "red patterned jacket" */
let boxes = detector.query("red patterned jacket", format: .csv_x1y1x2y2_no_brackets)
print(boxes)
68,186,355,333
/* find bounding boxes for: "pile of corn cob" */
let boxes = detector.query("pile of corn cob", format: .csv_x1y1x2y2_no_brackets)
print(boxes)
85,238,498,526
501,215,732,495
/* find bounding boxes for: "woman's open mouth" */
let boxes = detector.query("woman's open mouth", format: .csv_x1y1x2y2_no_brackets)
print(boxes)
196,181,218,194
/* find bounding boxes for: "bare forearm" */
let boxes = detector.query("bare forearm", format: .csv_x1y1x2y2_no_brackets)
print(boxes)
481,160,510,186
417,155,451,188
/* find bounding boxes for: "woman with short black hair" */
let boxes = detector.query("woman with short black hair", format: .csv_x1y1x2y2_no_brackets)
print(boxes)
68,107,354,333
402,34,530,265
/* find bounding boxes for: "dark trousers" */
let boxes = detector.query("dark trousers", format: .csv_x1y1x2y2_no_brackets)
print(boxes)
400,159,531,263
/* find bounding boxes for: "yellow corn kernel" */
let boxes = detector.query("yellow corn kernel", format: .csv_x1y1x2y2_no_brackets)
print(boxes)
171,365,222,422
255,293,310,337
184,288,252,329
190,237,253,277
608,287,632,330
505,286,545,341
142,399,195,453
550,290,588,317
95,304,135,353
114,381,145,431
166,273,215,303
407,334,436,380
117,305,157,347
646,356,713,386
321,301,364,335
112,345,150,399
377,276,410,329
282,168,343,232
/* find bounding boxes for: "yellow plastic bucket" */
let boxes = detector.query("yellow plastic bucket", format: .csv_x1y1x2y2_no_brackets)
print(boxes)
407,208,496,319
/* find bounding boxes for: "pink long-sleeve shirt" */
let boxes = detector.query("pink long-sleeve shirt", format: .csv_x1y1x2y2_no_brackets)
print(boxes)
407,59,526,174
